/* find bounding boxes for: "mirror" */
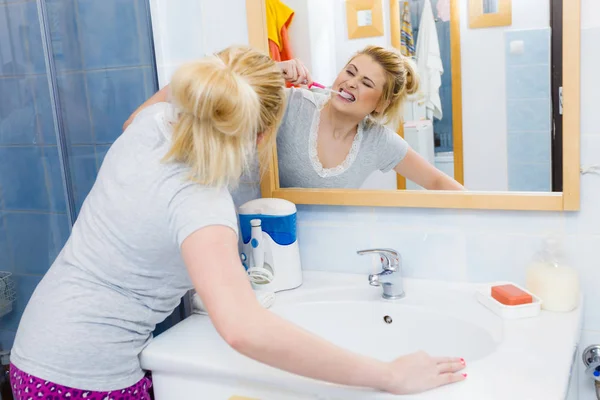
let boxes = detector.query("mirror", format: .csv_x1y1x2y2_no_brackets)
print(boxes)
268,0,559,193
357,10,374,26
246,0,581,211
483,0,499,14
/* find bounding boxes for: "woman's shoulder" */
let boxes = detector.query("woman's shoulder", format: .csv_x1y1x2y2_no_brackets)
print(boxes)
280,88,326,132
360,120,408,149
118,102,179,151
286,87,329,109
133,102,174,125
361,120,395,139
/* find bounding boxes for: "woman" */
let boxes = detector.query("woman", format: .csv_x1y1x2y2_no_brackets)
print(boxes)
11,45,466,399
277,45,464,190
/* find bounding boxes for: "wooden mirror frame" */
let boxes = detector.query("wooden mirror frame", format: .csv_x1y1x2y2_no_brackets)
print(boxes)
246,0,580,212
346,0,385,39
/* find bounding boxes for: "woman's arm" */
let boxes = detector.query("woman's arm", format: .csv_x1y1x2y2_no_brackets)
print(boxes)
182,225,466,395
122,59,312,131
122,85,170,131
394,148,465,190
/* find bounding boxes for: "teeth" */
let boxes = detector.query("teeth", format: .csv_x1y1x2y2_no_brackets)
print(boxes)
339,89,355,102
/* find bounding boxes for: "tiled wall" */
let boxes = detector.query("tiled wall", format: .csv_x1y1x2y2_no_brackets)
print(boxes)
0,0,70,349
0,0,156,350
460,0,549,191
505,29,552,191
50,0,156,213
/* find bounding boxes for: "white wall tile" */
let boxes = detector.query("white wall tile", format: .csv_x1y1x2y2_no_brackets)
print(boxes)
567,135,600,236
373,207,476,232
564,235,600,331
467,210,566,235
149,0,249,86
582,0,600,29
297,224,377,273
372,207,568,236
464,233,542,284
564,181,600,237
581,134,600,165
296,205,375,225
580,28,600,135
371,226,468,281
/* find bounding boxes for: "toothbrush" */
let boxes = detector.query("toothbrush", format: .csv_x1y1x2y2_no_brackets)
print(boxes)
308,82,326,89
307,82,354,101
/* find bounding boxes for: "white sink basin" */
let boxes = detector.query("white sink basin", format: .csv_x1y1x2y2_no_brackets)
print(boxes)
272,302,498,363
140,271,582,400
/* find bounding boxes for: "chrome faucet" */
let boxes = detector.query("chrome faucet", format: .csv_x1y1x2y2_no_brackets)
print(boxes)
357,248,404,300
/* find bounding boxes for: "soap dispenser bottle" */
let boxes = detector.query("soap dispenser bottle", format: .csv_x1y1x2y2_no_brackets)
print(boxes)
525,236,580,312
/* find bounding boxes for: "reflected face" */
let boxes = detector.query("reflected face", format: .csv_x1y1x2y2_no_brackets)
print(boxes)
330,54,387,119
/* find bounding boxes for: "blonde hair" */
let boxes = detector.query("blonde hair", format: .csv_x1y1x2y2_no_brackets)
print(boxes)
350,45,420,126
164,45,286,187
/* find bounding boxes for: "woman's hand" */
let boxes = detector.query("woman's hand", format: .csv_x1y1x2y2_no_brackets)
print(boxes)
382,351,467,395
277,59,312,86
183,226,466,396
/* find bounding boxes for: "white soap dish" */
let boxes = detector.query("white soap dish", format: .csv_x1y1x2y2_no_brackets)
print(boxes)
475,281,542,319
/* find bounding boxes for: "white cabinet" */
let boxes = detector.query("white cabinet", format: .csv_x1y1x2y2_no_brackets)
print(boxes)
403,120,434,190
152,373,315,400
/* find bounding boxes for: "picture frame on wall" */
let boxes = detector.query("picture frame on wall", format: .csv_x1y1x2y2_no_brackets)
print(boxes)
468,0,512,29
346,0,385,39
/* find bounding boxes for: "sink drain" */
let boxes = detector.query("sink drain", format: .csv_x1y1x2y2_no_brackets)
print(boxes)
383,315,393,324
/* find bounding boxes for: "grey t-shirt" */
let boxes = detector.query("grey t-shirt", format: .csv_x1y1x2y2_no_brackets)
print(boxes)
277,88,409,188
11,102,239,391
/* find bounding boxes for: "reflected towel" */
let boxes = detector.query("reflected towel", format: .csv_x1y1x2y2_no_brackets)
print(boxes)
415,0,444,120
266,0,295,61
436,0,451,22
400,1,415,57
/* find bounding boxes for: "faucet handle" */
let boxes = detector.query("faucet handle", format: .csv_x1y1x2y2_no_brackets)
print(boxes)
357,248,401,271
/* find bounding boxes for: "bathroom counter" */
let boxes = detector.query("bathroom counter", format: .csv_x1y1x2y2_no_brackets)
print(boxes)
140,271,583,400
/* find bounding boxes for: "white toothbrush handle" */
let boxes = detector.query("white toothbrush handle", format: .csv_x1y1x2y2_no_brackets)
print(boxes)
311,87,348,100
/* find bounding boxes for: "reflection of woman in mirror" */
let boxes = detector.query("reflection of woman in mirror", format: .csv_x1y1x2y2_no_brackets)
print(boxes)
277,45,464,190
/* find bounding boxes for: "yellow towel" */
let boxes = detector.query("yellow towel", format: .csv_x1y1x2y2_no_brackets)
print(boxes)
266,0,294,51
